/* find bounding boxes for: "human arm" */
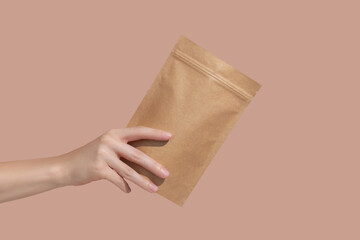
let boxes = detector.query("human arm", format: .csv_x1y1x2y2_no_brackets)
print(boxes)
0,126,171,203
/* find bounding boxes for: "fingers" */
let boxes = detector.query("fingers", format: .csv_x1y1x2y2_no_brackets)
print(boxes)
104,167,131,193
99,126,171,193
110,141,169,179
120,126,172,143
100,145,159,193
109,156,159,193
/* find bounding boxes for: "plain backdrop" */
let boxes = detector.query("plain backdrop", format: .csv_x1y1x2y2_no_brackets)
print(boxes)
0,1,359,239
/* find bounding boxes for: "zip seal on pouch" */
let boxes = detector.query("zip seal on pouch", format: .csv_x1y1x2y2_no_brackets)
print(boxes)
171,48,253,103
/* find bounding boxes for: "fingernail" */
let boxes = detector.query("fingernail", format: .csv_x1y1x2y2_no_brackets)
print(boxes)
149,182,158,192
163,131,172,138
161,167,169,177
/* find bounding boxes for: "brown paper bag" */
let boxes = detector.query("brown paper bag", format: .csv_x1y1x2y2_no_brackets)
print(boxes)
123,35,262,206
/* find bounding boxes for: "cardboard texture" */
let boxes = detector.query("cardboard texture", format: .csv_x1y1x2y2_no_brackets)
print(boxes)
123,35,262,206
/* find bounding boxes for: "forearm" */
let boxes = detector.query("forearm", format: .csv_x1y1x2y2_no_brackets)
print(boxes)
0,155,69,203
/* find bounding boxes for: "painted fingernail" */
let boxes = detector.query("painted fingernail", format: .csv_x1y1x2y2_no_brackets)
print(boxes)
149,182,158,192
161,167,169,177
163,131,172,138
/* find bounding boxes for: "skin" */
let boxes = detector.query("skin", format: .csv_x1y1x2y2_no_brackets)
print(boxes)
0,126,171,203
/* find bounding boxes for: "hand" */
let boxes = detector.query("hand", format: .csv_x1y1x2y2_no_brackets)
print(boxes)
58,126,172,193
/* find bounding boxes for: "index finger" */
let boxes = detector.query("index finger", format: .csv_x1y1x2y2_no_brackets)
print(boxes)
120,126,172,143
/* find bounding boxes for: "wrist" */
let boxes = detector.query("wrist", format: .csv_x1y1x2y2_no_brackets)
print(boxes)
49,154,73,188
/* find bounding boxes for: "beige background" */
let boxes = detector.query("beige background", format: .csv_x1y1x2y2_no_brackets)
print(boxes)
0,0,359,239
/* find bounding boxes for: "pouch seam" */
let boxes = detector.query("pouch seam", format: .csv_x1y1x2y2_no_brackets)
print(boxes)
171,48,253,102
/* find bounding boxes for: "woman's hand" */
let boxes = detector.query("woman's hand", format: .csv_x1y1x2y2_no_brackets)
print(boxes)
58,126,171,193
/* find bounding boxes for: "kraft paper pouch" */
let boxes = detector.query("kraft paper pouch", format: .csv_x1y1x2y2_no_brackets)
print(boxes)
122,35,262,206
